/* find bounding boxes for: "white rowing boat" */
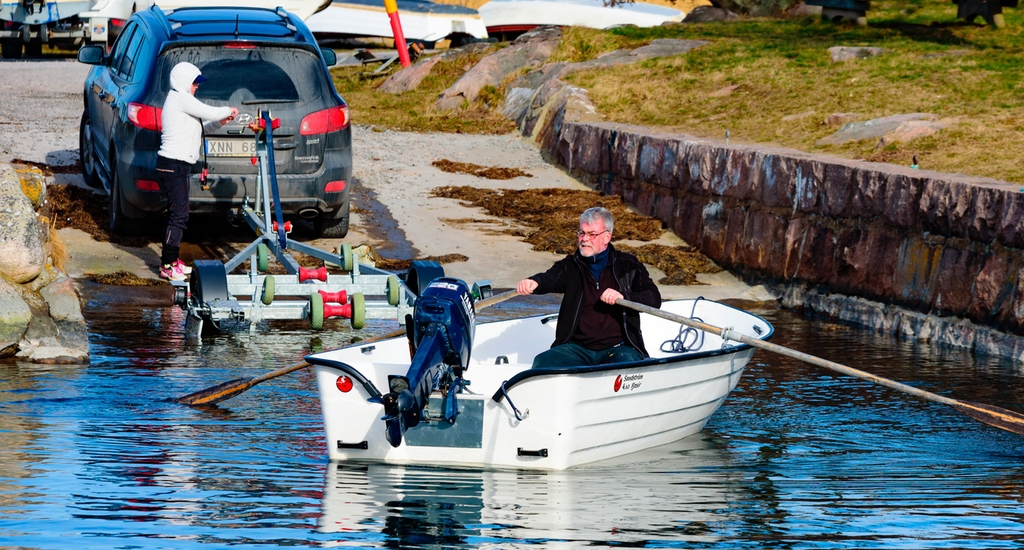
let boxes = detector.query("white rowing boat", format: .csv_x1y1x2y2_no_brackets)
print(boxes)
305,0,488,47
308,288,772,470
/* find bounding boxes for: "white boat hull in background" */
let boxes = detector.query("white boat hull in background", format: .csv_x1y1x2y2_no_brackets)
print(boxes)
311,299,773,470
479,0,685,34
306,0,487,44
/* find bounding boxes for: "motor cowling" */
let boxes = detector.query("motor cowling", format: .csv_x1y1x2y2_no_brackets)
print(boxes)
380,278,476,447
409,278,475,374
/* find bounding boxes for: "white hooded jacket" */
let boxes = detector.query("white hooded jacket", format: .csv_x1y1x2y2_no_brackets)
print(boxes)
157,62,234,164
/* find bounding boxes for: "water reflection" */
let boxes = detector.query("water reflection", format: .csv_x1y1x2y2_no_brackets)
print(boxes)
318,435,739,547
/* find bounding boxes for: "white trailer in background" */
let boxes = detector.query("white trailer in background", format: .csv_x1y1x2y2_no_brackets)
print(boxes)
1,0,329,59
0,0,150,58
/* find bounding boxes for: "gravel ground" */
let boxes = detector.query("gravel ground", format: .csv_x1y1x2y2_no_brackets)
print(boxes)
0,58,770,300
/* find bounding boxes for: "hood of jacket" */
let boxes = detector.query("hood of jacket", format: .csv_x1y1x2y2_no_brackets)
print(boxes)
169,62,202,94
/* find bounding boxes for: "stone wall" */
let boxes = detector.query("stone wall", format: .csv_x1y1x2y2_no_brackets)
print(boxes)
520,100,1024,359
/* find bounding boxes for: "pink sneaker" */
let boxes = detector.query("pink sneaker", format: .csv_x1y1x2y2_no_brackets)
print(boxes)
160,263,187,282
172,259,193,275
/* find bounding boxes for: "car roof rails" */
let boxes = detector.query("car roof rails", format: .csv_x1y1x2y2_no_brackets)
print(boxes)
150,4,177,40
275,6,298,33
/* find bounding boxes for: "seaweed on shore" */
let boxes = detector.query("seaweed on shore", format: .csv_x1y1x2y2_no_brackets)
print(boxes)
47,184,152,247
87,271,161,286
430,186,719,285
432,159,532,180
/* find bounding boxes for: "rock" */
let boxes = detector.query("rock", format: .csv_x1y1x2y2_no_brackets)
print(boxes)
15,164,46,209
782,110,816,122
682,6,739,22
823,112,859,127
816,113,938,146
828,46,884,63
628,39,709,61
786,2,822,16
501,87,535,122
501,38,706,129
0,164,45,283
875,119,948,148
436,26,562,111
40,276,84,323
379,42,492,94
15,337,88,364
0,277,32,357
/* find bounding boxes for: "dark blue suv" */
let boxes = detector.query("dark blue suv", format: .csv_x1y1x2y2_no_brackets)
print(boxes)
78,6,353,238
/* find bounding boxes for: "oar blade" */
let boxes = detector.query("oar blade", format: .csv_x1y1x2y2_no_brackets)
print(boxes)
953,401,1024,436
177,377,255,406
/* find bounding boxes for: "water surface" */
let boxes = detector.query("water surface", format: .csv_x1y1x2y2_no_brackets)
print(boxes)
1,286,1023,548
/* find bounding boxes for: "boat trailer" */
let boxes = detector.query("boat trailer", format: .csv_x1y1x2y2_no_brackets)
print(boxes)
171,112,492,340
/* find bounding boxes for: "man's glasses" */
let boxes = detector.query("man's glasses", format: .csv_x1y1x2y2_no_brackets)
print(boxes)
577,229,609,239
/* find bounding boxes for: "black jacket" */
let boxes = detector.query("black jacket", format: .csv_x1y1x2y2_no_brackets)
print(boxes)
529,244,662,357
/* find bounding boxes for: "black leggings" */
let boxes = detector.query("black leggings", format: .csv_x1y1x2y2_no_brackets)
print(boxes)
155,156,191,265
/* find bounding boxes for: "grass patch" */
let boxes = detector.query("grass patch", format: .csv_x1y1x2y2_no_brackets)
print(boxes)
561,0,1024,182
334,0,1024,183
330,46,516,134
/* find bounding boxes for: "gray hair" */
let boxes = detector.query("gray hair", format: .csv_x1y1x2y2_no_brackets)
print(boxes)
580,207,613,234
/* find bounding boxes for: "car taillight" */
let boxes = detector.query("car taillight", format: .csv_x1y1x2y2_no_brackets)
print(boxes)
135,179,160,191
325,180,346,193
300,105,349,135
111,18,125,27
127,103,161,131
223,41,256,49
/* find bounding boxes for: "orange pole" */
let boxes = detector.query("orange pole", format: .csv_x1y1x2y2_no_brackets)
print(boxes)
384,0,411,68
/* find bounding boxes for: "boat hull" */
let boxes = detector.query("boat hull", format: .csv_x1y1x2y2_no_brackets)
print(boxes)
478,0,685,35
312,299,772,470
306,0,487,43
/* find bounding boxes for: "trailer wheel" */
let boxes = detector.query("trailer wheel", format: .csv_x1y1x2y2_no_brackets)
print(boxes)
406,260,444,297
351,293,365,329
261,275,275,305
386,275,400,306
190,260,229,305
256,243,269,272
310,292,324,330
340,243,353,271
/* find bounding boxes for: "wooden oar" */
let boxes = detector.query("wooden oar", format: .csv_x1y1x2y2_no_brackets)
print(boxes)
617,298,1024,437
177,289,521,406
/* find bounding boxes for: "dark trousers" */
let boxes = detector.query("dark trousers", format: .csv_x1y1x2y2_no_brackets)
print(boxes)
531,341,643,369
155,156,191,265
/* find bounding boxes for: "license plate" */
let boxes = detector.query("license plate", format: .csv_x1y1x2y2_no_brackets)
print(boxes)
205,138,256,157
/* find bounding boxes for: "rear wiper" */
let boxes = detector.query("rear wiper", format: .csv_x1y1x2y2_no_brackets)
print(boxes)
241,99,300,105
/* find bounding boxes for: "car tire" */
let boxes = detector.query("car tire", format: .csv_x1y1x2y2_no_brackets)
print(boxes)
316,207,349,239
79,112,102,189
109,159,146,235
1,39,22,59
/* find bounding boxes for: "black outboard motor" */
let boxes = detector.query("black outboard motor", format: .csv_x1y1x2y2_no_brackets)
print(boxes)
380,277,475,447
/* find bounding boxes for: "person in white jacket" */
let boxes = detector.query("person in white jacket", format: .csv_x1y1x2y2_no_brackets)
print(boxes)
155,61,238,281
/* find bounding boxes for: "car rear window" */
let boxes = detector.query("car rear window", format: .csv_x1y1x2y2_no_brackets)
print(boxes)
152,46,327,106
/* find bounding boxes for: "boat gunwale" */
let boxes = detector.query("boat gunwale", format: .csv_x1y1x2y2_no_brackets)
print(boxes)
492,301,774,401
306,357,384,398
307,299,773,405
